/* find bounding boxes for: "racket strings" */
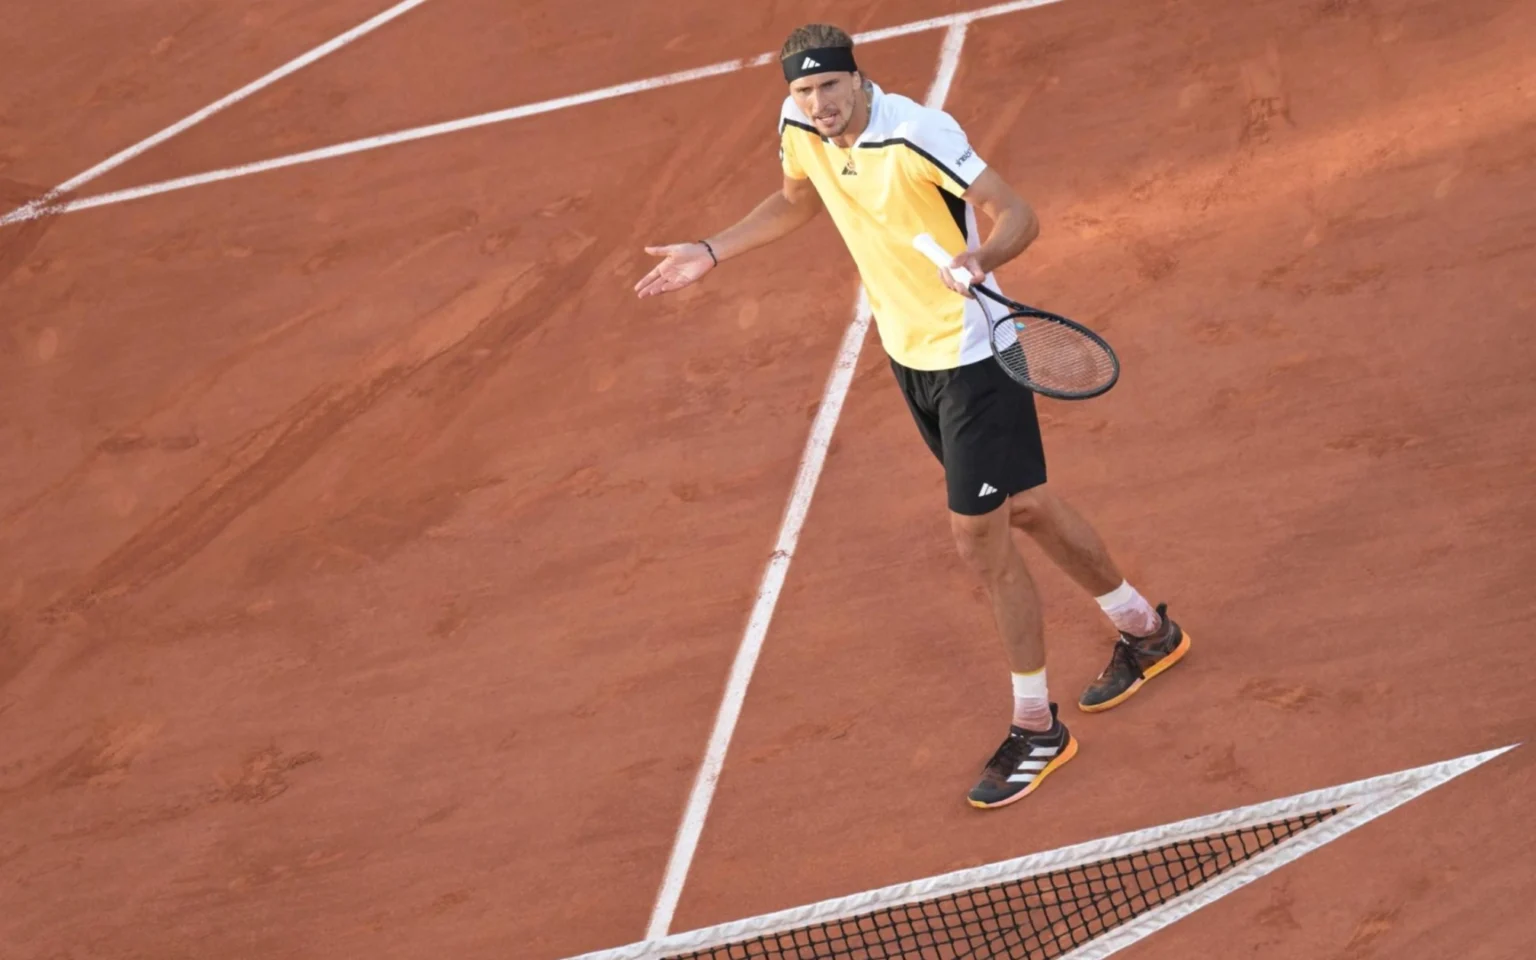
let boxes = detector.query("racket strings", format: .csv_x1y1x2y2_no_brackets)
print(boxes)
986,306,1116,398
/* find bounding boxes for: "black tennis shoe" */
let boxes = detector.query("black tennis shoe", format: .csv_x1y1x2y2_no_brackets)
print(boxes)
1078,603,1191,712
968,704,1078,810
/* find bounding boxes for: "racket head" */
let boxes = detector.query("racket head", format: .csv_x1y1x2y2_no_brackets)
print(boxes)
973,291,1120,400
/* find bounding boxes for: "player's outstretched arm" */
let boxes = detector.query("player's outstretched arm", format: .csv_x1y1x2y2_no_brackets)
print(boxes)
634,177,822,299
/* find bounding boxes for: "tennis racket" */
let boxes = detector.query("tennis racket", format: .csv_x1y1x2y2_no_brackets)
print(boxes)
912,234,1119,400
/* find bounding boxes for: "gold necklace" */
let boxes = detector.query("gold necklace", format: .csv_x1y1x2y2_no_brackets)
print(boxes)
833,91,866,175
836,141,857,175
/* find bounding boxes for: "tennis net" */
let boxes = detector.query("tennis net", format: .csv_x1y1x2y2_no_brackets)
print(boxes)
566,747,1510,960
662,811,1335,959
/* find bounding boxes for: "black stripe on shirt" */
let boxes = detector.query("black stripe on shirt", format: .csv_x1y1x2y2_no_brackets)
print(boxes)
940,187,969,241
857,138,972,189
780,118,824,140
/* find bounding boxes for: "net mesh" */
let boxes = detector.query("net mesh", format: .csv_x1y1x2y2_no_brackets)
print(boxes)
664,810,1338,960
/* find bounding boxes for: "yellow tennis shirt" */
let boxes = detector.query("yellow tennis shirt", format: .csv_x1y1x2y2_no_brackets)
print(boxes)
780,83,998,371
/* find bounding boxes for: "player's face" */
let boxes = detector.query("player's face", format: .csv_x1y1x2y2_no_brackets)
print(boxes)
789,72,861,137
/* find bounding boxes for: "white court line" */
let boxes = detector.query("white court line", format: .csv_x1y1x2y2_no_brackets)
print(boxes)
925,18,971,110
640,292,873,943
0,0,1064,224
17,58,751,222
641,20,973,943
0,0,436,226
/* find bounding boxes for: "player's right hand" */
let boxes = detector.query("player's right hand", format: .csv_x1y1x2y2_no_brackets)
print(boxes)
634,242,716,298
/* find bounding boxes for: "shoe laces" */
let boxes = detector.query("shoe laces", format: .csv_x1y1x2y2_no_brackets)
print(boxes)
986,730,1032,773
1108,636,1145,679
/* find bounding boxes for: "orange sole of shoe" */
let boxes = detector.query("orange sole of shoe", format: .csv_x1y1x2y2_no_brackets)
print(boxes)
1077,630,1193,714
968,734,1080,810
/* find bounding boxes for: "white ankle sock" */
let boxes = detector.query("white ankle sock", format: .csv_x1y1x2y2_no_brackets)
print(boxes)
1095,580,1161,637
1011,668,1053,731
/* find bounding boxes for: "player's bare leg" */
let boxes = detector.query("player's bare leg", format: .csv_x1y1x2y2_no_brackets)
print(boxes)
1007,486,1123,597
950,506,1046,677
951,504,1077,809
1008,484,1193,712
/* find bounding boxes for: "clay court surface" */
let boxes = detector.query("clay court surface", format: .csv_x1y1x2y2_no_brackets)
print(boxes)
2,0,1534,957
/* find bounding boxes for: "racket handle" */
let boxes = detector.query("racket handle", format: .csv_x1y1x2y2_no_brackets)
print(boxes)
912,233,975,287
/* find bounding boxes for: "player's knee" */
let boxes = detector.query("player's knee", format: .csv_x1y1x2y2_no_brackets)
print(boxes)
950,510,1007,574
1008,487,1053,532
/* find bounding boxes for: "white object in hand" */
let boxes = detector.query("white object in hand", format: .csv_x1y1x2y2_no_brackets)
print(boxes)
912,232,975,287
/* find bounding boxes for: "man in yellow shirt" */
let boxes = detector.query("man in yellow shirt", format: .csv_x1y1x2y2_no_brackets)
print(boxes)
635,25,1190,809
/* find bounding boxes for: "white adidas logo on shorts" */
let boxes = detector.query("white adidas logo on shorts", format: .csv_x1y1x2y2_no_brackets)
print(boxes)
979,483,999,496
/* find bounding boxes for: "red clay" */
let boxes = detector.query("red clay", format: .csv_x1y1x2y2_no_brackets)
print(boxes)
2,0,1533,958
0,0,394,191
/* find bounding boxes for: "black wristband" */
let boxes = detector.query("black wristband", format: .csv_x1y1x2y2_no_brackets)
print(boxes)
699,239,718,266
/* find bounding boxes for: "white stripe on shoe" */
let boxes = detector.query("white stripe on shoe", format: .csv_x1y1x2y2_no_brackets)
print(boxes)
1009,759,1051,782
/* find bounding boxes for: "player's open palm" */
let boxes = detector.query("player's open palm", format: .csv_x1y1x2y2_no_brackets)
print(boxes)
634,243,715,298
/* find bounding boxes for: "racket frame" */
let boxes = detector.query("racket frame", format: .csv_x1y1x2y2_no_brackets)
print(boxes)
970,285,1121,400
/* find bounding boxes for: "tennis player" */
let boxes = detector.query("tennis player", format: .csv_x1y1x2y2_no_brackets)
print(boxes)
634,25,1191,809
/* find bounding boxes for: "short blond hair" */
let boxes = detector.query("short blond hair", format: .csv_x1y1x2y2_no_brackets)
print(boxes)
779,24,854,62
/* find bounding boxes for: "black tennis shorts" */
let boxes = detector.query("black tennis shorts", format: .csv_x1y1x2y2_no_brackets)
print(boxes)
891,356,1048,516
